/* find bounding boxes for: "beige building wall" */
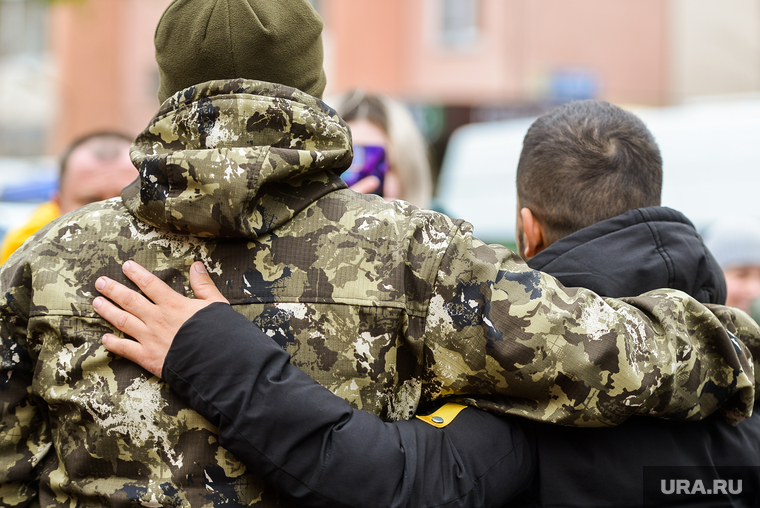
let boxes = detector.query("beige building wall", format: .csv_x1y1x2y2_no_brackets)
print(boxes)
322,0,669,106
669,0,760,102
42,0,760,155
404,0,528,103
521,0,668,105
49,0,169,153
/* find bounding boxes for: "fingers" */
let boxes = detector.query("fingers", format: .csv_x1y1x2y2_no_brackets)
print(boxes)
92,260,212,381
93,294,147,339
100,333,140,363
95,275,154,321
120,260,179,305
101,334,162,378
189,262,229,303
349,176,381,194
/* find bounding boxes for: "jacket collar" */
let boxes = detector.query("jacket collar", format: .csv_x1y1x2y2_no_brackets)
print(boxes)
527,206,727,304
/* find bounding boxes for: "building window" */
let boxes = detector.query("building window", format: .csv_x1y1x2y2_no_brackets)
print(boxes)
440,0,480,48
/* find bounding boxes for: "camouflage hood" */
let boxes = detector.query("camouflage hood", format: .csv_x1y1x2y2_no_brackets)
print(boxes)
123,79,352,238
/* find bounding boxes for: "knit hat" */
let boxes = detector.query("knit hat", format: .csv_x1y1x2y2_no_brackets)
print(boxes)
155,0,327,103
703,217,760,269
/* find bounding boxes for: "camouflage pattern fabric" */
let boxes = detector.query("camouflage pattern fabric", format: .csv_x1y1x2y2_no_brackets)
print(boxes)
1,79,758,506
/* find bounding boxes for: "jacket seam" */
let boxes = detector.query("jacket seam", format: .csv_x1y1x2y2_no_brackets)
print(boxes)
421,218,467,323
30,296,425,320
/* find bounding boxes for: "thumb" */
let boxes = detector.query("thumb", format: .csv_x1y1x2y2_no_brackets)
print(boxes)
190,262,228,304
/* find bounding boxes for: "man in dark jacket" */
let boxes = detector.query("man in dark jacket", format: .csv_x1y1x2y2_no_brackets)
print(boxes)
92,101,760,507
513,100,760,507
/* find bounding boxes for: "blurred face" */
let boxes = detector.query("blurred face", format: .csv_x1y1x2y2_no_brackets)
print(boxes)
57,142,137,214
723,265,760,312
347,119,402,201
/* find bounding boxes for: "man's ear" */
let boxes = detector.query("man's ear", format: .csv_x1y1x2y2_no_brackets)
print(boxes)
520,207,547,259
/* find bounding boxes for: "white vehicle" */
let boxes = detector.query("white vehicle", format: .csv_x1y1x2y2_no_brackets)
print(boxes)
436,96,760,245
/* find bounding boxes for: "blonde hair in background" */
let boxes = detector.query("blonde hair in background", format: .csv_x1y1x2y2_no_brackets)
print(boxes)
331,90,433,209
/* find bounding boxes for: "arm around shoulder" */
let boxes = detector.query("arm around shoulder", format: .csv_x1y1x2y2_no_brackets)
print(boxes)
420,228,755,426
163,303,535,508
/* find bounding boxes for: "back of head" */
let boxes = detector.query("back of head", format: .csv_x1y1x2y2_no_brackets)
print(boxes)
155,0,327,103
516,100,663,245
60,131,133,180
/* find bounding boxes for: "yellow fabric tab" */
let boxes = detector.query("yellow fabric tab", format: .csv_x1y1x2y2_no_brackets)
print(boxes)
415,403,468,428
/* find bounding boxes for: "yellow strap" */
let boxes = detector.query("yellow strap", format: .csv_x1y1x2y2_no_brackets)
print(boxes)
415,403,468,428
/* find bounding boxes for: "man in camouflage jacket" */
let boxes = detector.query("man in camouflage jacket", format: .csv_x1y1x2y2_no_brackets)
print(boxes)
1,1,759,506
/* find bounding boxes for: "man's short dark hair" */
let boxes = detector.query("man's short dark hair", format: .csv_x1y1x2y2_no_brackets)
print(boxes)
59,131,133,180
516,100,663,245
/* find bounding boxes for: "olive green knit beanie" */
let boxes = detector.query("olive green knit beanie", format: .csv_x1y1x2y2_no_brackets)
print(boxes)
155,0,327,103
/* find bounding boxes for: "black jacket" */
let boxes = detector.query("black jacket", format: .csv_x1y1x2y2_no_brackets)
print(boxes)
528,206,726,303
524,207,760,508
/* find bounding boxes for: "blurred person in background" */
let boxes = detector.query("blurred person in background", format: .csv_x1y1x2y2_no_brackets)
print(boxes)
512,100,760,507
331,90,433,208
752,297,760,324
704,216,760,313
0,131,136,264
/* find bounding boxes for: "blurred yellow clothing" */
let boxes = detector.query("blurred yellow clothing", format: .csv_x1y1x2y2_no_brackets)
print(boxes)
0,201,60,265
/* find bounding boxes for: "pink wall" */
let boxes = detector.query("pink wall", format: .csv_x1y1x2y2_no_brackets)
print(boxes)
522,0,668,105
322,0,528,102
49,0,169,153
322,0,668,106
404,0,529,103
47,0,669,155
322,0,406,95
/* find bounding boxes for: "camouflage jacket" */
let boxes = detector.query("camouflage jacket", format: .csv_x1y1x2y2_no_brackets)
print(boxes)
1,79,758,507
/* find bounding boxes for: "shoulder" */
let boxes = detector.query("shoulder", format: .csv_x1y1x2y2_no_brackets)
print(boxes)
317,189,465,249
0,199,142,310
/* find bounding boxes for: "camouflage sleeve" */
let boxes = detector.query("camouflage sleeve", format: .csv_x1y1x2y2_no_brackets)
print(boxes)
703,303,760,400
420,224,755,427
0,262,50,506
